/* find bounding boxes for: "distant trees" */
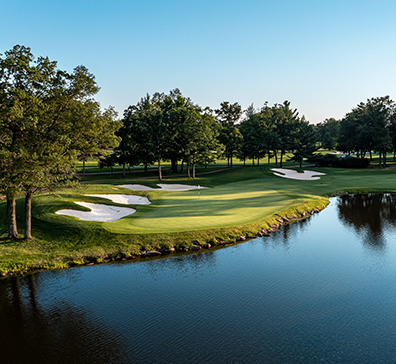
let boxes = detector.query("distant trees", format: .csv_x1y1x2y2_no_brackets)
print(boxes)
116,89,223,179
289,117,318,168
0,45,120,239
338,96,395,167
315,118,340,150
113,95,330,176
215,102,243,167
239,101,316,168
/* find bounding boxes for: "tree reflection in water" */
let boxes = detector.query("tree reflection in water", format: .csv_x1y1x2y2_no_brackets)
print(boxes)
0,274,128,364
337,194,396,252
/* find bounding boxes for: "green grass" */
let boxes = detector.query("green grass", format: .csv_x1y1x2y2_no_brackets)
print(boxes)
2,164,396,274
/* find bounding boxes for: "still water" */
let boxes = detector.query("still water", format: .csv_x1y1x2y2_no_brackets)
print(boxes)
1,195,396,363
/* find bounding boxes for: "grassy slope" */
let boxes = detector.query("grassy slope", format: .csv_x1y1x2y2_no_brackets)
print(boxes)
1,165,396,273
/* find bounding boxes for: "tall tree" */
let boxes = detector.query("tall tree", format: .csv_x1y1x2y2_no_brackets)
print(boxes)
315,118,340,150
338,96,394,165
289,117,318,167
215,101,243,167
0,45,120,239
239,106,267,165
272,101,299,167
184,108,223,178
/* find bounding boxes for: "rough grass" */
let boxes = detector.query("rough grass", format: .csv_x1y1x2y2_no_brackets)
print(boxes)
1,165,396,274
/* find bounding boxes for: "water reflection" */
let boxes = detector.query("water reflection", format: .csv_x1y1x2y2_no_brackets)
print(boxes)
2,195,396,363
0,274,128,364
337,194,396,252
269,217,312,249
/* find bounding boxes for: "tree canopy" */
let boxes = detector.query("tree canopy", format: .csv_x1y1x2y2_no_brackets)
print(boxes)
0,45,120,239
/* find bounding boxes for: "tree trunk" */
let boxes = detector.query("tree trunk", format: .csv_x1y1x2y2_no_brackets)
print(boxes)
192,163,196,178
252,158,255,166
280,151,284,168
123,163,125,177
7,195,18,239
187,162,190,178
258,158,260,166
383,151,387,168
370,150,372,161
243,158,245,166
379,152,382,168
274,150,278,168
227,157,230,168
231,155,233,167
171,158,178,173
394,150,396,162
268,153,270,167
144,163,148,174
158,157,162,180
24,191,32,240
82,158,86,176
180,160,184,173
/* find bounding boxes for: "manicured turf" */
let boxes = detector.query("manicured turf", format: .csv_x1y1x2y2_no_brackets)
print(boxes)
1,165,396,274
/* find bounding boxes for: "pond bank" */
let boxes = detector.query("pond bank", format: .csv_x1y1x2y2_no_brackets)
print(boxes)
0,197,329,277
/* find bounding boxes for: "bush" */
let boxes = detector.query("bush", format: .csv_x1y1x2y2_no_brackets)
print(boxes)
314,154,370,168
313,154,339,167
334,156,370,168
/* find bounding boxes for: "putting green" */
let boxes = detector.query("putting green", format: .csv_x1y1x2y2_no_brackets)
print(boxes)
104,179,317,234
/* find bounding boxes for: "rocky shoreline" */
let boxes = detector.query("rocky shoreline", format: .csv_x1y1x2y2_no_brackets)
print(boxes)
0,204,328,278
100,204,327,261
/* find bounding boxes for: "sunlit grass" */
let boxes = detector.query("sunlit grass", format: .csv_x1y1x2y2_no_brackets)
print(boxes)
2,164,396,274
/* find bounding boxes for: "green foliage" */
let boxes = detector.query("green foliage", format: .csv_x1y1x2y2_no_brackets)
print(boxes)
117,89,226,178
215,101,243,167
315,118,340,150
335,156,370,168
0,45,121,238
338,96,395,160
314,154,370,168
289,117,319,167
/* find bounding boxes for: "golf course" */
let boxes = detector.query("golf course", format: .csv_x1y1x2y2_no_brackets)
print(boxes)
1,163,396,275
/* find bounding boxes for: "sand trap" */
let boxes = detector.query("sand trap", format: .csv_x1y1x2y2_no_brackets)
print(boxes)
84,194,151,205
118,184,209,191
55,202,136,222
118,184,155,191
271,168,326,180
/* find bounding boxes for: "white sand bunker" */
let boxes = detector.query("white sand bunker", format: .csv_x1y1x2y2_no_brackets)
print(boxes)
55,202,136,222
84,194,151,205
271,168,326,180
118,184,209,191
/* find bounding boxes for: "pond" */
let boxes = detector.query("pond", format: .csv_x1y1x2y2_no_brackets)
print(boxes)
1,195,396,363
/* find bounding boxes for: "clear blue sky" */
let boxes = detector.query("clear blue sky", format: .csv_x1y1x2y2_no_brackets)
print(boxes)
2,0,396,123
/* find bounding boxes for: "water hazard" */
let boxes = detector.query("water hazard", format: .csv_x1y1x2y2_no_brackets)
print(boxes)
1,195,396,363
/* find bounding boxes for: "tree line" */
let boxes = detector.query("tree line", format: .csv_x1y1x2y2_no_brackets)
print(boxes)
108,93,396,176
106,92,319,177
315,96,396,167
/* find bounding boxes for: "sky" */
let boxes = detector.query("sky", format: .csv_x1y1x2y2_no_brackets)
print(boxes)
2,0,396,123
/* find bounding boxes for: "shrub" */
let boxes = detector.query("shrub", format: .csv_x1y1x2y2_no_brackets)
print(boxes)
314,154,370,168
334,156,370,168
